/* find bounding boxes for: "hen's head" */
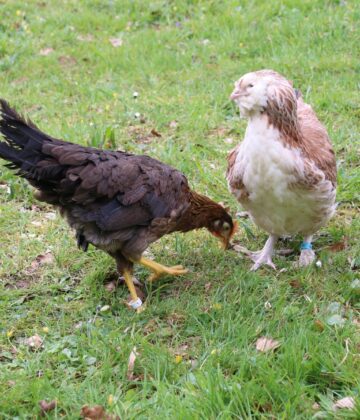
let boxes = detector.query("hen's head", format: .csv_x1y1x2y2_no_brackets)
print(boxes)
230,69,296,118
208,209,237,250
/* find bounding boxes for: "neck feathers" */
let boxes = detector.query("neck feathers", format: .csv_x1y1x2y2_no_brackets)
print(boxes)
176,191,224,232
264,85,302,146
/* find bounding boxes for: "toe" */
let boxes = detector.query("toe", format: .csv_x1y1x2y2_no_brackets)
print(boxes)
266,260,276,270
148,272,160,282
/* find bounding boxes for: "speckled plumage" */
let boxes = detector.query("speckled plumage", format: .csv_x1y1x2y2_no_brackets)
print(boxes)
227,70,337,269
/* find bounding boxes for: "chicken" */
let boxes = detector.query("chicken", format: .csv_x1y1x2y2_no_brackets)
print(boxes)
0,99,236,310
227,70,336,270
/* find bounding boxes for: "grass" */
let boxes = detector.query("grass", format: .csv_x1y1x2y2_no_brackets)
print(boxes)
0,0,359,417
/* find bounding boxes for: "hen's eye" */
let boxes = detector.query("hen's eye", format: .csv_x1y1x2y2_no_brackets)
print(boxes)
248,83,254,88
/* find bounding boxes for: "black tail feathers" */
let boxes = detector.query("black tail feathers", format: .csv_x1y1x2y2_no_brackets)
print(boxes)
0,99,52,173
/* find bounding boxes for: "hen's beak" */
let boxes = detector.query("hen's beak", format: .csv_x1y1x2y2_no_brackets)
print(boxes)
230,90,241,101
221,236,231,250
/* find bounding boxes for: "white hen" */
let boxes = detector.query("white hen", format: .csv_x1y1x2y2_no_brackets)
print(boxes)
227,70,337,270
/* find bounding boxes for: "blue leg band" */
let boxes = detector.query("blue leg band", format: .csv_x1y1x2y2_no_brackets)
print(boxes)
300,242,312,251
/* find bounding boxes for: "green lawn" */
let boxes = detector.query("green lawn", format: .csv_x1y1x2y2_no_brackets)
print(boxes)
0,0,359,418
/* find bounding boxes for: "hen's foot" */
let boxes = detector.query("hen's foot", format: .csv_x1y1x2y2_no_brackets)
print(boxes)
250,250,276,271
138,257,188,282
148,265,188,282
249,234,278,271
298,249,315,267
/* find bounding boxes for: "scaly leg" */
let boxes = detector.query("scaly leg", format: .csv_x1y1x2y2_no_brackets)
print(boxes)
299,235,315,267
250,234,278,271
139,257,188,282
123,269,144,312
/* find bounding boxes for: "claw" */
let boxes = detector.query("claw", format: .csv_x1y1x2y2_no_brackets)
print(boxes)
251,259,276,271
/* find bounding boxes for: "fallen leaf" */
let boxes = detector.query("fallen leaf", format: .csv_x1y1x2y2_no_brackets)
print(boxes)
58,55,77,66
289,279,301,289
312,402,320,410
11,76,29,85
204,282,212,292
127,346,138,380
31,221,43,227
333,396,355,410
80,405,117,420
25,334,43,350
39,400,56,415
175,355,183,364
109,37,123,47
39,47,54,56
314,319,325,331
27,252,54,273
169,120,178,128
150,128,162,137
256,337,281,352
327,237,348,252
77,34,94,42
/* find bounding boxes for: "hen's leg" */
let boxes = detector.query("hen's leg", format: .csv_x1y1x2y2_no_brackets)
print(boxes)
139,257,188,282
299,235,315,267
114,253,144,311
123,269,144,311
250,234,278,271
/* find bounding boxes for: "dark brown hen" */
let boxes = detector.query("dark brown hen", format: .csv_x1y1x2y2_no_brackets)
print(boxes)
0,100,235,310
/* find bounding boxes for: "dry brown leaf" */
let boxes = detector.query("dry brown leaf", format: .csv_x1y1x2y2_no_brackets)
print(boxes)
39,400,56,415
109,37,123,47
28,252,54,273
150,128,162,137
58,55,77,66
289,279,301,289
77,34,94,42
312,402,320,410
333,396,355,410
127,346,138,380
80,404,118,420
256,337,281,352
25,334,43,350
39,47,54,56
314,319,325,332
11,76,29,85
328,237,348,252
204,282,212,292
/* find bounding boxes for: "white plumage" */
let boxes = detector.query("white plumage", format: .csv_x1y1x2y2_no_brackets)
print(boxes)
227,70,336,269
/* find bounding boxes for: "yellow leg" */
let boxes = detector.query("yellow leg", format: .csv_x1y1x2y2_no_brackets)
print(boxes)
138,257,188,282
123,269,144,312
